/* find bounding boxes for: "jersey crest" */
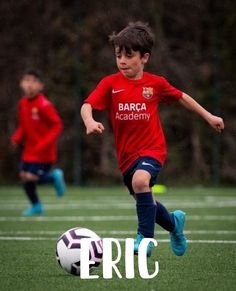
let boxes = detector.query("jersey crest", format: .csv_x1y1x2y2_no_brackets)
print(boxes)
142,87,153,99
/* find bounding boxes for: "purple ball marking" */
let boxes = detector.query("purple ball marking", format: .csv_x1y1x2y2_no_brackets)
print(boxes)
74,260,81,267
69,229,90,240
71,265,79,275
97,240,103,250
70,242,81,249
91,241,103,259
62,234,70,247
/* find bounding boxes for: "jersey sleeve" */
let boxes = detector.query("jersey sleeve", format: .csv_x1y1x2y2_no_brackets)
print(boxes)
159,77,183,104
35,103,63,152
84,76,112,110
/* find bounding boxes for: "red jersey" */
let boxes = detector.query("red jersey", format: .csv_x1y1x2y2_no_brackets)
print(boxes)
85,72,183,173
11,94,63,163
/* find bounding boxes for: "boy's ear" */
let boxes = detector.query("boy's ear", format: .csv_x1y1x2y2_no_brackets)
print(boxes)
142,53,150,64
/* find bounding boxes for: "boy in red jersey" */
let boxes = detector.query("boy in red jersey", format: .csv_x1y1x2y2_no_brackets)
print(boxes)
81,22,224,257
11,69,66,215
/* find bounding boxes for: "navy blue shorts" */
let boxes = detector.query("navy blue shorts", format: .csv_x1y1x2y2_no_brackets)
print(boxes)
123,156,162,195
19,161,52,177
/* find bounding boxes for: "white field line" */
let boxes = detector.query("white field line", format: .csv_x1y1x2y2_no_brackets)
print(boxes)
0,236,236,244
0,215,236,222
117,239,236,244
0,236,55,241
0,230,236,235
1,201,236,210
0,195,235,202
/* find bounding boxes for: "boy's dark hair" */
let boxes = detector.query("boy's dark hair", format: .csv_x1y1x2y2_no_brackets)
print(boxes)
22,68,44,82
109,21,154,56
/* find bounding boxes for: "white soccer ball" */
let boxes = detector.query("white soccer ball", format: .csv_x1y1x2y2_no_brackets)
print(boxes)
56,227,103,276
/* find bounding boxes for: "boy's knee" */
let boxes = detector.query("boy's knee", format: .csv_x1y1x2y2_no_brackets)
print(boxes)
132,171,150,193
21,172,39,182
19,171,27,182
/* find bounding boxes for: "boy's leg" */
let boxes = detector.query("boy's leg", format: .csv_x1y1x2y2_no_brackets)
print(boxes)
132,157,171,232
123,156,187,256
170,210,187,256
123,157,161,256
21,180,44,215
23,180,39,204
132,170,157,238
155,200,175,232
131,169,157,257
37,164,65,197
19,162,40,204
155,200,187,256
51,169,66,197
19,163,44,216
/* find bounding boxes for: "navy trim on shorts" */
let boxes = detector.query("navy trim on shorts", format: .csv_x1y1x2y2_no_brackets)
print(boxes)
123,156,162,195
19,161,52,176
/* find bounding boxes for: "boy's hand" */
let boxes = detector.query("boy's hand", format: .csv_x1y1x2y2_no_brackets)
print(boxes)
81,103,104,135
10,141,18,151
207,114,224,132
85,119,105,135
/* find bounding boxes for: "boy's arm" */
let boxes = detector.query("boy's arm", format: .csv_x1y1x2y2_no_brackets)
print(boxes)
81,103,105,135
11,103,24,145
179,93,224,132
11,126,24,145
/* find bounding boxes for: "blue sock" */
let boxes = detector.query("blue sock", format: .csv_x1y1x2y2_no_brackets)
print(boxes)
136,192,157,238
38,172,54,184
23,182,39,205
155,200,175,232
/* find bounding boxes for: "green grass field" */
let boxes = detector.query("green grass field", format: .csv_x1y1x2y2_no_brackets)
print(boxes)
0,186,236,291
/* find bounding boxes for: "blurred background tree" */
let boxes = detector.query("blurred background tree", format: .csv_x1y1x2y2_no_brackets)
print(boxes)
0,0,235,185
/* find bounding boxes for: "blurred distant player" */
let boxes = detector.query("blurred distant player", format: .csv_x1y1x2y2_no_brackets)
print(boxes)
11,68,66,215
81,22,224,257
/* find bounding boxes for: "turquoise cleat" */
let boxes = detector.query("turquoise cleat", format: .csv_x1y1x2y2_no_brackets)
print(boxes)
170,210,187,256
51,169,66,197
134,232,154,257
22,202,44,216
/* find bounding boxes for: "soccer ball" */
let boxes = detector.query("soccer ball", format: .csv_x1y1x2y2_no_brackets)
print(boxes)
56,227,103,276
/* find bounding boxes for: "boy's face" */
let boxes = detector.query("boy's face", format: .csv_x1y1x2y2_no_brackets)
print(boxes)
20,74,44,98
115,47,150,80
